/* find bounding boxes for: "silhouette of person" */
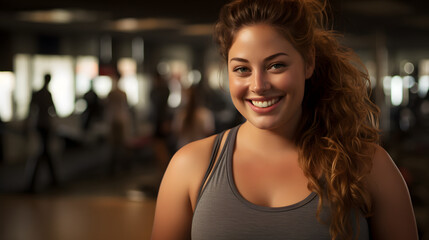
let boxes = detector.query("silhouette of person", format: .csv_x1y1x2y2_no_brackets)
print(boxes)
27,73,58,192
150,71,171,140
149,72,172,178
105,71,131,175
82,79,102,131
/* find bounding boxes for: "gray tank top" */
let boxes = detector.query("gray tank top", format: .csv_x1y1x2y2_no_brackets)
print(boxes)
191,125,370,240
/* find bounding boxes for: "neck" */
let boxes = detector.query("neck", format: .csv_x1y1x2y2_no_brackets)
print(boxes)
240,121,298,154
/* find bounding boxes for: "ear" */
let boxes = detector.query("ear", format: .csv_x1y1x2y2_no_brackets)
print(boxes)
305,47,315,79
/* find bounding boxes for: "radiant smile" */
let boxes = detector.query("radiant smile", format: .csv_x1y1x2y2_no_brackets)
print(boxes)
251,97,281,108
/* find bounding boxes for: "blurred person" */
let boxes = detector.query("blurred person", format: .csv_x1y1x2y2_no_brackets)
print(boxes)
26,73,59,192
150,71,171,142
81,78,102,132
151,0,418,240
172,85,215,150
106,71,132,175
148,71,173,178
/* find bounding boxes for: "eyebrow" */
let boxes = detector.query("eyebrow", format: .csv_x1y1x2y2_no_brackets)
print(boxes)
229,52,289,63
265,52,289,61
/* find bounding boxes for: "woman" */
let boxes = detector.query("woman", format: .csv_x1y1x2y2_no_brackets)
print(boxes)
151,0,418,239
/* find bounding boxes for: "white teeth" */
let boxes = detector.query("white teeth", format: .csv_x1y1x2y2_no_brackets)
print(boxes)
251,98,279,108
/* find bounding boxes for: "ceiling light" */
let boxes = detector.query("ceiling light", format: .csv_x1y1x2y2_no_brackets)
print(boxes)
181,24,214,36
108,18,182,32
17,9,99,24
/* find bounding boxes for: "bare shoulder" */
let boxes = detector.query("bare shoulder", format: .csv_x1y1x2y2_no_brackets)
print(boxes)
367,145,400,184
366,144,419,240
166,134,221,205
170,134,218,175
366,145,408,194
366,144,408,202
151,134,219,240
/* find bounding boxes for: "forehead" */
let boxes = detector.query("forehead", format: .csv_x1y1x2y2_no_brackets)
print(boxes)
229,24,297,59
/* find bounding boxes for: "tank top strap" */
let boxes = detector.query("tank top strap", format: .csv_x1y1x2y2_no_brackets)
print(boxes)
226,124,240,155
195,130,226,200
195,124,241,202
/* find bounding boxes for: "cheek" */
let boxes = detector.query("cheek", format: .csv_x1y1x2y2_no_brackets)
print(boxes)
274,70,306,91
291,80,306,104
229,76,247,98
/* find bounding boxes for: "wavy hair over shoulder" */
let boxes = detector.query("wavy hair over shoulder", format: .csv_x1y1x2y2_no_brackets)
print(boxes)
214,0,380,239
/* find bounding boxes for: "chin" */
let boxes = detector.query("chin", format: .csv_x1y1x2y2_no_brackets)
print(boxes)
247,118,281,131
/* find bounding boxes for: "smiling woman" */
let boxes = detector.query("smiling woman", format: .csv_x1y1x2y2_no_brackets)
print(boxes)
150,0,419,240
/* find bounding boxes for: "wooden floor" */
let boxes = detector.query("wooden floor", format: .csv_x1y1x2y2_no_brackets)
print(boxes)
0,138,162,240
0,194,156,240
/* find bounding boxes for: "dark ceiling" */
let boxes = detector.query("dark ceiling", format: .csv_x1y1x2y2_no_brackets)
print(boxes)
0,0,428,48
0,0,229,22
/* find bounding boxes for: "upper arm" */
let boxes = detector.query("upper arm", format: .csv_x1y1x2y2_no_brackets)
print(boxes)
367,145,419,240
151,136,216,240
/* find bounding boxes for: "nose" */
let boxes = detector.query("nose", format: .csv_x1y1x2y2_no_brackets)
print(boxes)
250,70,270,94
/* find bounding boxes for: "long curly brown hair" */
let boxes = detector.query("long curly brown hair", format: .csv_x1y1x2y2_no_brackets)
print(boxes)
214,0,380,239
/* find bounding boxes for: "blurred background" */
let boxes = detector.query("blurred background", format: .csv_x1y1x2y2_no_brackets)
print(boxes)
0,0,428,239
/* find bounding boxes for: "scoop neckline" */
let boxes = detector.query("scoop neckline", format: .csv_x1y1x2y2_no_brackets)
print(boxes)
225,125,317,212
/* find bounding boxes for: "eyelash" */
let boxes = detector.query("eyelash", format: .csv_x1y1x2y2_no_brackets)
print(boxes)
268,63,286,70
233,67,250,73
232,63,286,73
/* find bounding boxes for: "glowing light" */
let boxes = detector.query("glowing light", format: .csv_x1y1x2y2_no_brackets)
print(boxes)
168,92,181,108
403,76,415,89
0,72,15,121
183,70,202,88
75,56,99,96
109,18,182,32
208,69,220,90
13,54,31,120
119,76,139,106
93,76,112,98
117,58,139,106
168,79,182,108
18,9,72,23
114,18,139,31
391,75,403,106
17,9,98,24
404,62,414,75
419,59,429,76
74,99,87,114
418,75,429,98
383,76,392,96
118,58,137,77
181,24,214,36
157,62,170,76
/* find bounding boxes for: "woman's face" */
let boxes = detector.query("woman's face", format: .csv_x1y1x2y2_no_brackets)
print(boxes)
228,24,314,134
